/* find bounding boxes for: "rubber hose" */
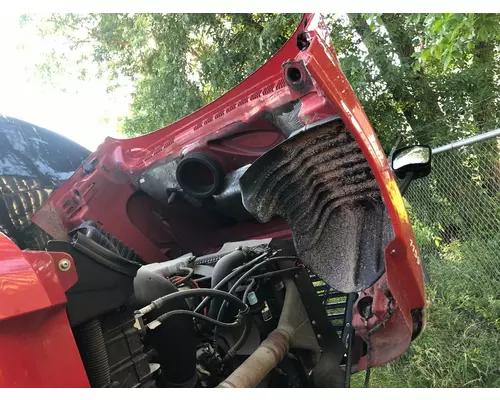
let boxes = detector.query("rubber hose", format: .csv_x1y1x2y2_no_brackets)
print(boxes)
211,249,248,288
218,315,252,364
74,319,111,388
208,249,248,321
133,269,197,387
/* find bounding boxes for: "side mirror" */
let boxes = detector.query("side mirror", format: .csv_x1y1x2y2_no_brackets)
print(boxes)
392,145,432,180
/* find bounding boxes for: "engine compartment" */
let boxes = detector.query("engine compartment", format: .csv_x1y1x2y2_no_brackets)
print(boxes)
53,223,349,388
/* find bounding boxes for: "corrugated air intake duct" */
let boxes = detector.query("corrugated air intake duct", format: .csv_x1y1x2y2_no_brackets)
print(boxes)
239,117,394,293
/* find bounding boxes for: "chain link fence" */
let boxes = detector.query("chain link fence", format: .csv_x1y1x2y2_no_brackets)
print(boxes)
405,130,500,297
361,130,500,388
406,130,500,291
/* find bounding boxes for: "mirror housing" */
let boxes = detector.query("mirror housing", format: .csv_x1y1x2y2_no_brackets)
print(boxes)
391,145,432,180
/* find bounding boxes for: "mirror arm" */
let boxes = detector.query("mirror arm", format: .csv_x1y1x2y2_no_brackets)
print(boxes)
398,171,415,196
388,133,404,165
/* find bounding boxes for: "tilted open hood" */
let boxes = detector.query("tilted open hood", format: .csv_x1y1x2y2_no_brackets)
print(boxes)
31,13,425,368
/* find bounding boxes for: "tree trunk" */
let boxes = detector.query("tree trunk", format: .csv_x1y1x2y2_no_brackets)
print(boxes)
348,13,447,144
471,15,500,197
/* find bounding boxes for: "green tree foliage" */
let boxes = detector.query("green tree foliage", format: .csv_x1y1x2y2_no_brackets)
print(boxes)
328,13,500,149
32,13,301,136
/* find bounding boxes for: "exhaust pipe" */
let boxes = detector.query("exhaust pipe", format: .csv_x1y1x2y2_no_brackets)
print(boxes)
217,277,311,388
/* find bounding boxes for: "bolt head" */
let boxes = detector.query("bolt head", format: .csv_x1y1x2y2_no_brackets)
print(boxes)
316,334,322,339
58,258,71,272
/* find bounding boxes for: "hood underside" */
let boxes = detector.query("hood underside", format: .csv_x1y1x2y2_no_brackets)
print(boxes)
28,14,415,298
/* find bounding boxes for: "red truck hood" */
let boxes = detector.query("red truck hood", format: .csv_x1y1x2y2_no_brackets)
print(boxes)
32,13,425,368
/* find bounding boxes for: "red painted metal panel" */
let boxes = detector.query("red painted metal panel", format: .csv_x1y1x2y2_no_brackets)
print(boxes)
296,20,425,367
0,233,89,387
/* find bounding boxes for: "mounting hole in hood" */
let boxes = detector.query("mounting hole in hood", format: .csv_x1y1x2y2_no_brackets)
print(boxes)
176,153,222,198
286,67,302,83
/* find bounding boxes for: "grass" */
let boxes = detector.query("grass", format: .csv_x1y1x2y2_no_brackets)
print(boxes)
351,230,500,388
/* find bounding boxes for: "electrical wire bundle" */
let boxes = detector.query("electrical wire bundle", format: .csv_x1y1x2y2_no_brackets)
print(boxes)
135,250,303,364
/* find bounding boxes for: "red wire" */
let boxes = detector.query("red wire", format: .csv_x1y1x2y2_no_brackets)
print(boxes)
190,279,200,288
189,279,209,315
171,276,183,284
170,276,207,315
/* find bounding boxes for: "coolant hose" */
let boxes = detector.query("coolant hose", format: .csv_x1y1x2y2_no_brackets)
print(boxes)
217,278,310,388
133,269,197,387
208,249,248,321
211,249,248,288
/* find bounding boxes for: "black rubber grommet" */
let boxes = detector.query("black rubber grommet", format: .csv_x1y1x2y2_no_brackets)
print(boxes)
176,153,222,199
